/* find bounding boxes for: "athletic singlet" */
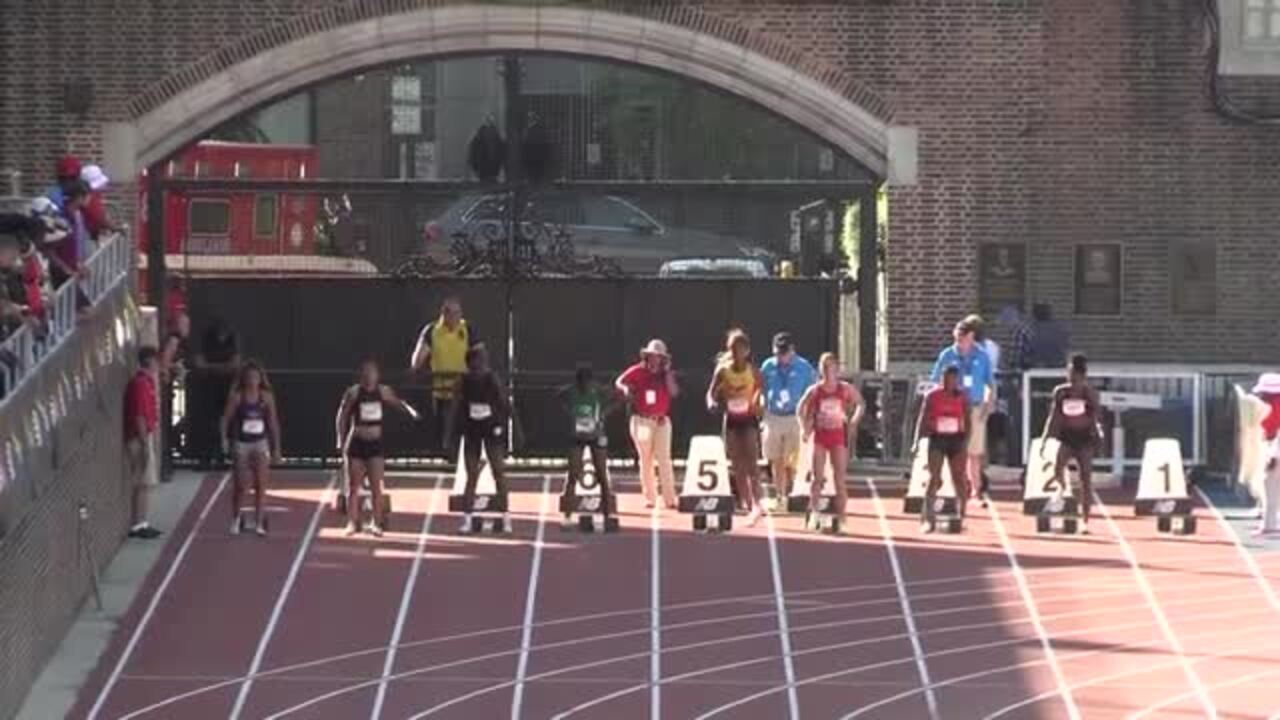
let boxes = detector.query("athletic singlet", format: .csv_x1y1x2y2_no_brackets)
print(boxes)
1053,384,1096,429
351,385,384,428
813,383,850,431
459,372,504,435
567,385,606,438
925,388,967,436
719,361,758,424
234,393,268,443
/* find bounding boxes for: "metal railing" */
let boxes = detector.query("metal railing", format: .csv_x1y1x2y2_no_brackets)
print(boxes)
0,229,133,403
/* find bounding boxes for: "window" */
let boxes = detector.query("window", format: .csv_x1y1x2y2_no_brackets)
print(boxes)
254,195,278,238
582,197,661,233
1245,0,1280,43
188,199,230,235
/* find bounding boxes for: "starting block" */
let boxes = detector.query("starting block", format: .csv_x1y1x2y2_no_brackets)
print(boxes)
235,506,270,534
334,471,393,529
449,438,508,533
789,439,842,534
1035,493,1081,534
923,496,964,534
560,446,619,533
904,438,957,515
1135,439,1196,535
679,436,735,533
1023,438,1079,515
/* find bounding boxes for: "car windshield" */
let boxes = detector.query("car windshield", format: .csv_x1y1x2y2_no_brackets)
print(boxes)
582,196,659,232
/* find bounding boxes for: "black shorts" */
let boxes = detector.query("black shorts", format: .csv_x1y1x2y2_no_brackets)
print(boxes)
347,436,383,460
1056,427,1097,452
574,435,607,449
929,434,966,458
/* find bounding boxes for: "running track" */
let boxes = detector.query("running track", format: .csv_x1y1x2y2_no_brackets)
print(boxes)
69,471,1280,719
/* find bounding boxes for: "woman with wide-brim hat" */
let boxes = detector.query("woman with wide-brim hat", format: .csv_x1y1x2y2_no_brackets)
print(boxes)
616,339,680,509
1251,373,1280,535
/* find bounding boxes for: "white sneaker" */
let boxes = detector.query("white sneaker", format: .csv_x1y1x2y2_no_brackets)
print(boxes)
501,516,513,533
254,523,267,538
459,515,474,534
343,521,359,537
230,517,241,536
746,508,761,528
920,519,935,534
368,523,384,538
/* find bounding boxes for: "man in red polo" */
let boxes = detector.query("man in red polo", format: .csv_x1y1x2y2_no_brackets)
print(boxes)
124,347,163,539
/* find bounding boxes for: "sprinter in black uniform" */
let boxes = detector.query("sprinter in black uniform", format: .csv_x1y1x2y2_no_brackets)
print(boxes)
335,359,419,537
445,345,511,534
1039,353,1104,533
220,361,281,536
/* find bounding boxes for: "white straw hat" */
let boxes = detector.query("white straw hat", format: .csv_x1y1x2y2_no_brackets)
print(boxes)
640,339,669,358
1253,373,1280,395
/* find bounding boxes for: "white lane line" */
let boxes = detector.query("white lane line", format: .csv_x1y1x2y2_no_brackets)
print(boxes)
370,475,445,720
1093,489,1216,718
510,476,552,720
1131,664,1280,719
650,501,662,720
228,473,338,719
87,473,230,720
867,477,939,720
117,564,1140,718
763,507,800,720
986,494,1081,720
1194,486,1280,615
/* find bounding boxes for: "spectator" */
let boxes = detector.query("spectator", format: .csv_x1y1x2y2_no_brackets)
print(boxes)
42,180,91,307
161,310,191,384
1011,302,1071,371
196,318,242,465
80,164,121,242
0,233,30,339
124,346,163,539
410,297,482,451
45,155,83,213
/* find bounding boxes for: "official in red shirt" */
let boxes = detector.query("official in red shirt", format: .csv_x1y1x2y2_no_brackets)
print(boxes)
616,339,680,509
1253,373,1280,535
124,347,163,539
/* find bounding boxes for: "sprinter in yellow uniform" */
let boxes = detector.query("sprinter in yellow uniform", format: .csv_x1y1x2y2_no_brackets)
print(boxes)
707,329,766,526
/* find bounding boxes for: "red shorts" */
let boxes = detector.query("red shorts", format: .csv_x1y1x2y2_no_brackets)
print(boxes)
815,427,846,451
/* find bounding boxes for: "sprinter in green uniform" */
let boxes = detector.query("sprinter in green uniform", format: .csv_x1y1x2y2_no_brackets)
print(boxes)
558,364,619,526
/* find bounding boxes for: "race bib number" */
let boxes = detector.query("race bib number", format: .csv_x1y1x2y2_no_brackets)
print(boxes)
819,397,844,426
469,403,493,421
644,389,658,407
727,397,750,415
1062,399,1086,417
358,401,383,423
575,417,598,434
241,418,265,436
936,416,961,435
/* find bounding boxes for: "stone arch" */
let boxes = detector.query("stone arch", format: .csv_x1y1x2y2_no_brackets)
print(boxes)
127,1,892,176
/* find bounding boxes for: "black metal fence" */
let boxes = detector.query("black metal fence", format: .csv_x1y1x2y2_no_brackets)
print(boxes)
180,276,839,463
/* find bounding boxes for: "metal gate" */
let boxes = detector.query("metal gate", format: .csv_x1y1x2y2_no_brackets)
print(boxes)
180,276,838,463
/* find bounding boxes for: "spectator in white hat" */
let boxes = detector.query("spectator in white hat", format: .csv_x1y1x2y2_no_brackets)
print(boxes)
616,339,680,509
80,164,120,242
1251,373,1280,536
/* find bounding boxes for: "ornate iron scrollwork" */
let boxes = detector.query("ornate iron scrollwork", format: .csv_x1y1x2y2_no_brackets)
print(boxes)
392,214,623,280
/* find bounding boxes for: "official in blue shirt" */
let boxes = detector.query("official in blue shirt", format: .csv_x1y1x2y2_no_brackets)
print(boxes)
760,332,816,497
929,316,995,500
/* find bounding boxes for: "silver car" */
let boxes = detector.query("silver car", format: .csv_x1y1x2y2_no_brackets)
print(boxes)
424,192,774,275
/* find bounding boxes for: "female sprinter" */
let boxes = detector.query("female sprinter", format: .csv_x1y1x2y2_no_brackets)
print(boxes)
706,329,766,526
220,360,281,536
913,365,970,532
335,358,420,537
557,363,618,526
446,345,511,534
1039,353,1103,533
798,353,864,532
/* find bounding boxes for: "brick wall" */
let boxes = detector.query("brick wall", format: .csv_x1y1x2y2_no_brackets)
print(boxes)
0,288,135,720
2,0,1277,363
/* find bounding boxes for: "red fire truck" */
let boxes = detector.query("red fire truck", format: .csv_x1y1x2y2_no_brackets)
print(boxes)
136,141,376,307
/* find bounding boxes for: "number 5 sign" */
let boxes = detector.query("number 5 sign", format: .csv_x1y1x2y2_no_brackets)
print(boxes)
679,436,733,513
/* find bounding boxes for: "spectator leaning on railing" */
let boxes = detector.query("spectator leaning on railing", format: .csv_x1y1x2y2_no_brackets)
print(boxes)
80,164,120,242
0,233,36,341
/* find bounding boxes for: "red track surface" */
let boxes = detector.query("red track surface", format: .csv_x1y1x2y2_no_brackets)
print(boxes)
68,471,1280,719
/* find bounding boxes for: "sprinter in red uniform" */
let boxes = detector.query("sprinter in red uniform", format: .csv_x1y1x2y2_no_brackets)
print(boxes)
914,365,971,532
798,353,864,531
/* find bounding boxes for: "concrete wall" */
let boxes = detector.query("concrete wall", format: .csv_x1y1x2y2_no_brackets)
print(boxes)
1,0,1277,363
0,288,138,720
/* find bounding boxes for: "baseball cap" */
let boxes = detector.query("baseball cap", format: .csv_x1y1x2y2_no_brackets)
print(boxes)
81,164,109,191
56,156,82,180
772,332,793,352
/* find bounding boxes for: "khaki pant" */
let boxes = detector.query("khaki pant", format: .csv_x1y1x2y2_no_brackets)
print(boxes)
1263,440,1280,533
126,437,155,487
630,415,677,507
